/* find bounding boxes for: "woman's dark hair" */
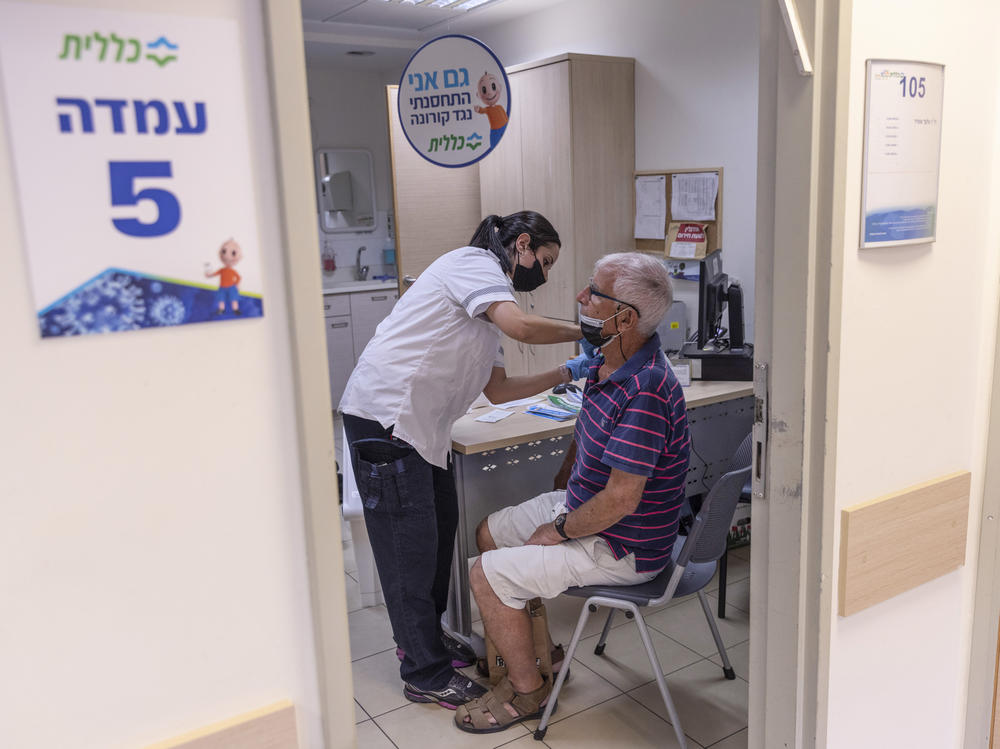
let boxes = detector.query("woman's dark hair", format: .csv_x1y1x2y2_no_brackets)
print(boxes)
468,211,561,273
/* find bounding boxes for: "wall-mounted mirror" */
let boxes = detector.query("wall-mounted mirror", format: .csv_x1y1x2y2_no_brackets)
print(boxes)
316,148,376,233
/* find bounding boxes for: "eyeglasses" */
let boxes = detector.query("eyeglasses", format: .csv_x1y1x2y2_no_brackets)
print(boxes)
583,279,641,317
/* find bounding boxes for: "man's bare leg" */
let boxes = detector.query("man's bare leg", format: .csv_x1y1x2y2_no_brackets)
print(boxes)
468,558,545,723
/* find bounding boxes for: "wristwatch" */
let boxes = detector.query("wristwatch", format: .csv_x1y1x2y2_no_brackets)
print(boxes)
553,512,570,540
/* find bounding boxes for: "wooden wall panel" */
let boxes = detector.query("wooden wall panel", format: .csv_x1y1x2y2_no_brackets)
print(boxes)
146,701,298,749
385,86,482,289
839,471,971,616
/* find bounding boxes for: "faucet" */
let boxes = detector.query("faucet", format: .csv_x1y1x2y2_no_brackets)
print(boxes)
355,246,369,281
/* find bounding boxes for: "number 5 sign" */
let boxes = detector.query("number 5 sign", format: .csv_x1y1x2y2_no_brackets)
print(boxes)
0,2,266,337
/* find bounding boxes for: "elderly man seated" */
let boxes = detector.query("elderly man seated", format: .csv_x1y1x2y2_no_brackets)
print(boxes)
455,252,691,734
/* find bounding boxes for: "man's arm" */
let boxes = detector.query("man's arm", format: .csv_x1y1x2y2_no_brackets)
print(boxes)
486,300,579,344
527,467,646,546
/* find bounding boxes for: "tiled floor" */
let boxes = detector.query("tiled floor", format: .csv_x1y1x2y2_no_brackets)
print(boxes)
342,516,752,749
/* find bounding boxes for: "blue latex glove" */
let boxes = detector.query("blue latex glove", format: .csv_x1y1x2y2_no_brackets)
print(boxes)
564,353,592,380
578,337,599,359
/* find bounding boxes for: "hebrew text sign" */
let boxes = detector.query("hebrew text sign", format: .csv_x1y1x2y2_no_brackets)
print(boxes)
398,34,510,168
0,2,265,337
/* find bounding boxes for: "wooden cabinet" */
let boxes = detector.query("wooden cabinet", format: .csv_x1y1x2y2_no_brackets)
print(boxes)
480,53,636,376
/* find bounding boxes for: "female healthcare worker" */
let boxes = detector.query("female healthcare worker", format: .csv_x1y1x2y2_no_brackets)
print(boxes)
339,211,579,709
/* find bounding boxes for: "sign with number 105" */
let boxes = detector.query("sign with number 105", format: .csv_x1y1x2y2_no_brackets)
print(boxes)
860,59,945,248
0,2,266,337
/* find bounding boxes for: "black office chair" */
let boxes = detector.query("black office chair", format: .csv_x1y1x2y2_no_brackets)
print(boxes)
533,442,752,747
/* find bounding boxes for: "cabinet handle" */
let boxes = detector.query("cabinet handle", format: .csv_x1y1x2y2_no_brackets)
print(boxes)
371,295,388,301
330,322,348,329
323,303,331,310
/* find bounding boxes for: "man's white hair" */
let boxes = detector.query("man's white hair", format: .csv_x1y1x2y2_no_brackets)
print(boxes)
593,252,674,337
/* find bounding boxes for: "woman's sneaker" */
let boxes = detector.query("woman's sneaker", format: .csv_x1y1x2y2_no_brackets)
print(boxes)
395,633,477,669
403,672,486,710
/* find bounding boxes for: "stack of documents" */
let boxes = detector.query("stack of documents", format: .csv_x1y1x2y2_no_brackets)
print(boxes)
526,404,576,422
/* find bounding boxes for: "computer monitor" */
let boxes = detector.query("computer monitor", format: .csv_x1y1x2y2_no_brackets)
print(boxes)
695,250,746,351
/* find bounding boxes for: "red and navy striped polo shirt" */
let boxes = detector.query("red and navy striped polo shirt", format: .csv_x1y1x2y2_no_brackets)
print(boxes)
566,333,690,573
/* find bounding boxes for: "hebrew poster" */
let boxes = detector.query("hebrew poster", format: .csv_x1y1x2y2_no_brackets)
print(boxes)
398,34,510,168
0,2,265,337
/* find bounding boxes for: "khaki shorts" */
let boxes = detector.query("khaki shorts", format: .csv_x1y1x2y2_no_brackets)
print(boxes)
481,490,660,610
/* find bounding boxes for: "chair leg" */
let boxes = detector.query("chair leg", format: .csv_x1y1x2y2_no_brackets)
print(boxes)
534,597,595,741
697,590,735,680
594,609,616,655
633,608,689,749
717,548,728,618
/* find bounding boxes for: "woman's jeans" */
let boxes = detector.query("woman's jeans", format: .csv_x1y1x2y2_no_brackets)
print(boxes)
343,413,458,690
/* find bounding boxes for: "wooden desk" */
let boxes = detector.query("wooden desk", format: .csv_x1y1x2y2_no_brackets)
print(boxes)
444,380,754,644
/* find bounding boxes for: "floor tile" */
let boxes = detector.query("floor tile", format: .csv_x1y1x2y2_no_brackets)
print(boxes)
344,572,363,613
352,647,410,718
375,701,529,749
355,718,396,748
644,597,749,657
708,727,747,749
707,639,749,683
343,538,358,576
708,579,749,615
522,660,623,731
540,594,629,646
537,694,701,749
705,553,750,595
629,659,748,748
349,605,396,661
728,544,751,562
570,623,703,692
355,699,369,724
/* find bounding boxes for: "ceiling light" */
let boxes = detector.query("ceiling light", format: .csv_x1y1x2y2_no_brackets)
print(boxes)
377,0,495,9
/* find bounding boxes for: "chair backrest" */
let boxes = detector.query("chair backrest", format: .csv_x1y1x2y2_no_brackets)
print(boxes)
676,432,752,566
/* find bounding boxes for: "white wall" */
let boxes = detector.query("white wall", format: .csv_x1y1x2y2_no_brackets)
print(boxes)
0,2,326,747
825,1,1000,746
307,67,399,285
474,0,759,342
307,0,760,341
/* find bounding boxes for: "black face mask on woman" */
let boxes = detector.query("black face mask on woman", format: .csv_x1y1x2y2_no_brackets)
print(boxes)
511,253,546,292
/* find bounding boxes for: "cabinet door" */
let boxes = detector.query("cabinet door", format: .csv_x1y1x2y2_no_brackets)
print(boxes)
386,86,482,287
517,62,575,322
350,290,398,361
325,315,354,410
478,76,525,216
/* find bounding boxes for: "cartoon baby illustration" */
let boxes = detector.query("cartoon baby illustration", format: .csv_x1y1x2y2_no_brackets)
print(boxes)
204,238,243,315
473,70,508,149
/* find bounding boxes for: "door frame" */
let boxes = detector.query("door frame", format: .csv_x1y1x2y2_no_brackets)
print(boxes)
751,0,846,746
964,298,1000,747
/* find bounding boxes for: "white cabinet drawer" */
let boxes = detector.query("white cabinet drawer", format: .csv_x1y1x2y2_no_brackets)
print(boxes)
350,290,398,359
325,315,354,409
322,294,350,317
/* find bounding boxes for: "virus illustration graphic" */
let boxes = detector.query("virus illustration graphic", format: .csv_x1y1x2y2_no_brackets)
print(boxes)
149,295,186,326
50,272,146,335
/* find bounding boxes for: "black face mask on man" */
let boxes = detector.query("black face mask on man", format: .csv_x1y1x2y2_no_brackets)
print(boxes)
511,252,546,292
579,308,626,349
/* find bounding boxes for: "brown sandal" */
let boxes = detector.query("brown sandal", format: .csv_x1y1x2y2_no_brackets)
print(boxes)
455,675,552,734
476,644,568,681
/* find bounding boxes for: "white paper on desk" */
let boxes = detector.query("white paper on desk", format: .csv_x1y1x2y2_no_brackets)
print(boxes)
475,408,514,423
634,175,667,239
492,396,544,409
671,172,718,221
